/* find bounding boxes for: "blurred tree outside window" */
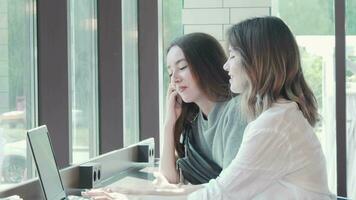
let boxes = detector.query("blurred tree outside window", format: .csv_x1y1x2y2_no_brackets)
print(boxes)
0,0,36,190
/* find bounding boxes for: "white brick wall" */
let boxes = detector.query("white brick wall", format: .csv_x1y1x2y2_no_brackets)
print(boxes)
182,8,230,24
182,0,271,43
223,0,271,7
184,0,222,8
230,8,270,23
184,25,223,40
223,24,232,40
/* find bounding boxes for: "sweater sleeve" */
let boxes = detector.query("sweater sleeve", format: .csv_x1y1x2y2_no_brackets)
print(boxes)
188,128,291,200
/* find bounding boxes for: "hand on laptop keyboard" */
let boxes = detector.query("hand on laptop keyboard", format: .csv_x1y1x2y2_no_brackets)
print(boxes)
81,189,128,200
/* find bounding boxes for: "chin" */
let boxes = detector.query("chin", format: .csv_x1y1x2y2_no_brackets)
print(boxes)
180,95,194,103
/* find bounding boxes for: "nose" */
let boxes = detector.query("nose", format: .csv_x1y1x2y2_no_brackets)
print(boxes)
223,61,230,71
171,71,181,83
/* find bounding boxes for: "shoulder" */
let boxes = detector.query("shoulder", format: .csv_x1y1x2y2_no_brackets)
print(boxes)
218,95,242,119
249,101,310,133
218,96,247,136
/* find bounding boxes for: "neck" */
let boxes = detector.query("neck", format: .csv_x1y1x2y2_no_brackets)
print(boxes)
195,97,216,118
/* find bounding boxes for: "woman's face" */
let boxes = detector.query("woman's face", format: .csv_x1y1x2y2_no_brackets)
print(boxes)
223,46,249,93
167,46,204,103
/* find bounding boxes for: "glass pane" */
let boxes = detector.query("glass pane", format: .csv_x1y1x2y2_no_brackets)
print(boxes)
0,0,36,190
122,0,139,147
159,0,183,147
346,0,356,198
272,0,336,194
68,0,99,164
161,0,183,104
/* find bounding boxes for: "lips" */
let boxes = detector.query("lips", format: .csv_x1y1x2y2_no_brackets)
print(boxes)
178,86,187,93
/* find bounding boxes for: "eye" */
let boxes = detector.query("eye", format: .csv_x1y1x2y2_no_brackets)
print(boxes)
229,56,235,59
168,73,172,77
179,66,188,70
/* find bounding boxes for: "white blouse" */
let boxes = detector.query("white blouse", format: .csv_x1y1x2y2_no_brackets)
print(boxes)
188,101,335,200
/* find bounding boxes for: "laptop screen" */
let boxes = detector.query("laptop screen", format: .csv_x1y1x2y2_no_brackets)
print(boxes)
27,125,66,200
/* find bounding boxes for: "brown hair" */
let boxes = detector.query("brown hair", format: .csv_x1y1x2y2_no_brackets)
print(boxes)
227,16,319,126
167,33,231,157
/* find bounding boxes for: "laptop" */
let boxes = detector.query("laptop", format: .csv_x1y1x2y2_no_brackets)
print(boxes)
27,125,87,200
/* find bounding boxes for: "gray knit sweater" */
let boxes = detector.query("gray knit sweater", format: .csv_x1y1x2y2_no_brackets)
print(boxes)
191,96,247,169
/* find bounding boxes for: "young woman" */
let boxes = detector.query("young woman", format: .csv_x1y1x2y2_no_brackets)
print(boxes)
188,17,335,199
161,32,246,184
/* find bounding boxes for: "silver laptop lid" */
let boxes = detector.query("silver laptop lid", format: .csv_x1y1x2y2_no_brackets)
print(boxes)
27,125,66,200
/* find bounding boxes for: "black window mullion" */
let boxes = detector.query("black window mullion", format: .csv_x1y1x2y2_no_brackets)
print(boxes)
97,0,124,154
37,0,69,168
138,0,160,157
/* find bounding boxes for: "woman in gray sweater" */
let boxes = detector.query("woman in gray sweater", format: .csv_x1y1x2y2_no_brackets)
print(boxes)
160,32,247,184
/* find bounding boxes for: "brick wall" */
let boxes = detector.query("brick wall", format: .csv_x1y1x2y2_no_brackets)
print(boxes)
182,0,271,44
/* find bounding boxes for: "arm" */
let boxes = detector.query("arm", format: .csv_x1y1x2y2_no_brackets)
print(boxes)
188,128,290,200
159,83,182,184
159,122,179,183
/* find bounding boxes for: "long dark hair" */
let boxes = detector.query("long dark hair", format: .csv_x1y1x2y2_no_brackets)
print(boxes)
167,33,230,157
227,16,318,126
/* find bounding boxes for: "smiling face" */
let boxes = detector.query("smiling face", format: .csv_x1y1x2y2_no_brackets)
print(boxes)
167,46,205,103
223,46,249,94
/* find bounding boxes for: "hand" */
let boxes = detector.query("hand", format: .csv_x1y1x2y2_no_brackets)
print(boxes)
2,195,23,200
152,172,202,194
165,83,183,125
81,188,128,200
152,171,181,190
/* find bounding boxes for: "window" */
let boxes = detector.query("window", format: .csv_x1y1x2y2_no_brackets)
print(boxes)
122,0,140,147
159,0,183,144
0,0,37,190
346,0,356,198
68,0,99,164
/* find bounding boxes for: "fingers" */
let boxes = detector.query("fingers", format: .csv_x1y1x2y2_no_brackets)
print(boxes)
3,195,23,200
166,83,176,97
166,83,183,105
81,189,109,199
168,90,178,102
175,93,182,105
82,188,129,200
91,196,111,200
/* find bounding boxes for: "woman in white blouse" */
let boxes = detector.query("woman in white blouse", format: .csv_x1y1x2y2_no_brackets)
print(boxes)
188,16,335,199
82,17,336,200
